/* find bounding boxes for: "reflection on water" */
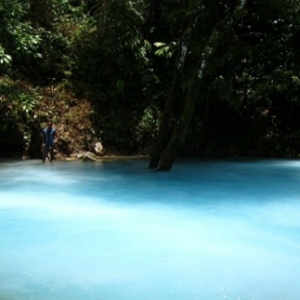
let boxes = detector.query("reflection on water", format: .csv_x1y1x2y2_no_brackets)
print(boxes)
1,158,300,300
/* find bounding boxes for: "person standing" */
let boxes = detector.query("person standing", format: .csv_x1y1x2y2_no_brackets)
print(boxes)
42,120,57,163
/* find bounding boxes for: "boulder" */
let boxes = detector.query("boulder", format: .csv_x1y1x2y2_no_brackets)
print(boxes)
75,151,99,161
94,142,104,156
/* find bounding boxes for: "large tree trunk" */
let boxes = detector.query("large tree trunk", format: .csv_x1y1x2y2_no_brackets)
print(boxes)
156,28,218,171
158,78,199,171
150,2,246,171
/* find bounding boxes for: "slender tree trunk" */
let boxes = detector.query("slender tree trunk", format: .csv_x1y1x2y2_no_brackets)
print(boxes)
158,77,200,171
149,71,181,169
149,19,195,169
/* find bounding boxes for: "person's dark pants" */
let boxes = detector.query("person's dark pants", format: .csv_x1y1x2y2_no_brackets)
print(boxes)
42,145,54,162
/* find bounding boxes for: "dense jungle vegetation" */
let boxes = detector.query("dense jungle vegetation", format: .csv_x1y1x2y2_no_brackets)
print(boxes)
1,0,300,170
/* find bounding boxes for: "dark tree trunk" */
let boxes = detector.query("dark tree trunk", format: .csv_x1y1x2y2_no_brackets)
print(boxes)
150,1,246,171
158,78,200,171
149,73,181,169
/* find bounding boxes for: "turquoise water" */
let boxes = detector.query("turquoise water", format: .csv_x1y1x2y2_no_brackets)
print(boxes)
0,158,300,300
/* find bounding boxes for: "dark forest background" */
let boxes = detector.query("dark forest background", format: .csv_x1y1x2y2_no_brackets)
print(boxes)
1,0,300,169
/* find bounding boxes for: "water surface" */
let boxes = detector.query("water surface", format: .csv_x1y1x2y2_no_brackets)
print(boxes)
0,158,300,300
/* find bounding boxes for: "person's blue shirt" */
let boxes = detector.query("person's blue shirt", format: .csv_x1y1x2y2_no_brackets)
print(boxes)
43,127,56,148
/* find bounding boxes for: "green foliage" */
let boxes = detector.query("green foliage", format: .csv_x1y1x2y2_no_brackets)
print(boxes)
136,106,159,147
0,0,42,67
1,0,300,159
154,42,176,58
0,0,94,83
0,76,39,118
0,46,12,65
72,0,160,150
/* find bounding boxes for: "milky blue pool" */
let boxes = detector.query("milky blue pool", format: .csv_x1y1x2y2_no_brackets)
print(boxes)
0,158,300,300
